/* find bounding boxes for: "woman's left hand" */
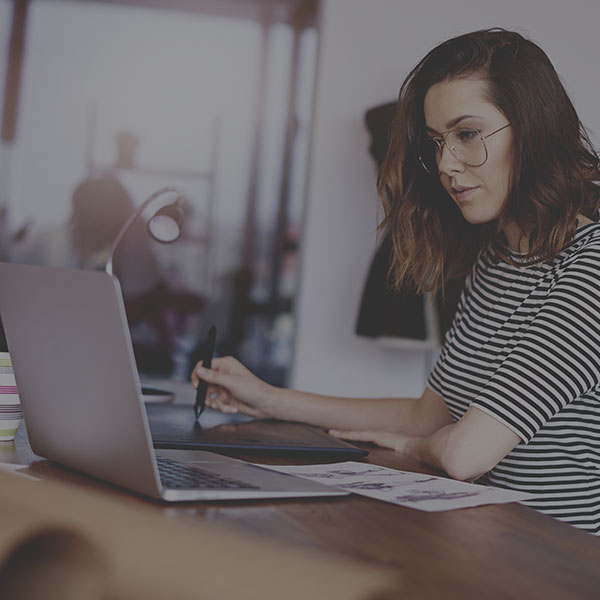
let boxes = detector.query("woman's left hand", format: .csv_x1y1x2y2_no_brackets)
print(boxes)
328,429,416,454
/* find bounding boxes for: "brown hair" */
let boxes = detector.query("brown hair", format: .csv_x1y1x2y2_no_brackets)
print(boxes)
378,28,600,295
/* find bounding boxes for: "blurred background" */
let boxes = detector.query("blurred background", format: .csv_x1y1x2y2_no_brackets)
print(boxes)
0,0,318,387
1,0,598,398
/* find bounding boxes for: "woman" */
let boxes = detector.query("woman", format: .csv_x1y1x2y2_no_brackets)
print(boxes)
192,29,600,534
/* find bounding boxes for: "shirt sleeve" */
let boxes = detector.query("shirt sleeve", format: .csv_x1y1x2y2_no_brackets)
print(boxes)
470,245,600,443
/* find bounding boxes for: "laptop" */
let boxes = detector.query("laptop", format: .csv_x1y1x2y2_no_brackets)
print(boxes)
0,262,348,502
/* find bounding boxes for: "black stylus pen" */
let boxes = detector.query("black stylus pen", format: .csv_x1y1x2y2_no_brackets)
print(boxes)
194,325,216,420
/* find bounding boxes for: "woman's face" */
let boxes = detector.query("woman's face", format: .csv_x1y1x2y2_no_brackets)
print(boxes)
423,77,513,225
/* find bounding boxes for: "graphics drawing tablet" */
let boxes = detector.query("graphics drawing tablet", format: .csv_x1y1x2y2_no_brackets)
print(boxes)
146,404,369,458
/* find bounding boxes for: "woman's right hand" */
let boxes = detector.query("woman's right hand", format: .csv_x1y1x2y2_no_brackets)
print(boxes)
190,356,277,419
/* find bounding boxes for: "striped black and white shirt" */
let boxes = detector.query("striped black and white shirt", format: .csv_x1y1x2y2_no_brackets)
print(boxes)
428,221,600,535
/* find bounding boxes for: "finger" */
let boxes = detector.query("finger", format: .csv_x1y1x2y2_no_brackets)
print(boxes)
210,391,243,413
205,391,220,409
195,365,236,391
206,390,235,410
190,360,205,386
213,394,258,418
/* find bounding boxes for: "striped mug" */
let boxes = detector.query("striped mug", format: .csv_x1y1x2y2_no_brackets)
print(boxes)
0,352,23,442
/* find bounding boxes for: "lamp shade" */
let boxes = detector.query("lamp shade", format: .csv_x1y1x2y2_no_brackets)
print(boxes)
147,200,184,243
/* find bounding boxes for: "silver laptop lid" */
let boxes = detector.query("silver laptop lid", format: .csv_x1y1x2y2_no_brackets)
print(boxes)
0,262,162,498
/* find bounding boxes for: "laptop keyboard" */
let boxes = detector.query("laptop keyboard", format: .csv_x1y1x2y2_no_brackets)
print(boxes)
156,456,260,490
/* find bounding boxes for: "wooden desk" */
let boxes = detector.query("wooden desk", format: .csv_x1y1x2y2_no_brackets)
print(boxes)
3,423,600,600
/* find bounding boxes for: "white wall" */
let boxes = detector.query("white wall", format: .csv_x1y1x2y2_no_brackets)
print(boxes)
0,0,15,213
291,0,600,397
9,1,265,286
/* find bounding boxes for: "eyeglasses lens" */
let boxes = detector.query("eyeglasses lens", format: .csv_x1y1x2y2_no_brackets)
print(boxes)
420,129,487,173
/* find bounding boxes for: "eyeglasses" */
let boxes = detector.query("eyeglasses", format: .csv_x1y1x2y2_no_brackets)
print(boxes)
418,123,511,175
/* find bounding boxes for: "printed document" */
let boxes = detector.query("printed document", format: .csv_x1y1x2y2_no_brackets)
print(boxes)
259,462,534,511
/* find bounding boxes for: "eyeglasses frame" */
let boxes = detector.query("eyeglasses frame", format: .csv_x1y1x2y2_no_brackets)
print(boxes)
418,122,511,174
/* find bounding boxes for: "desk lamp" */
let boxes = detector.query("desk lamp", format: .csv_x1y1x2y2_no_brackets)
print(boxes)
105,186,185,403
105,186,185,277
